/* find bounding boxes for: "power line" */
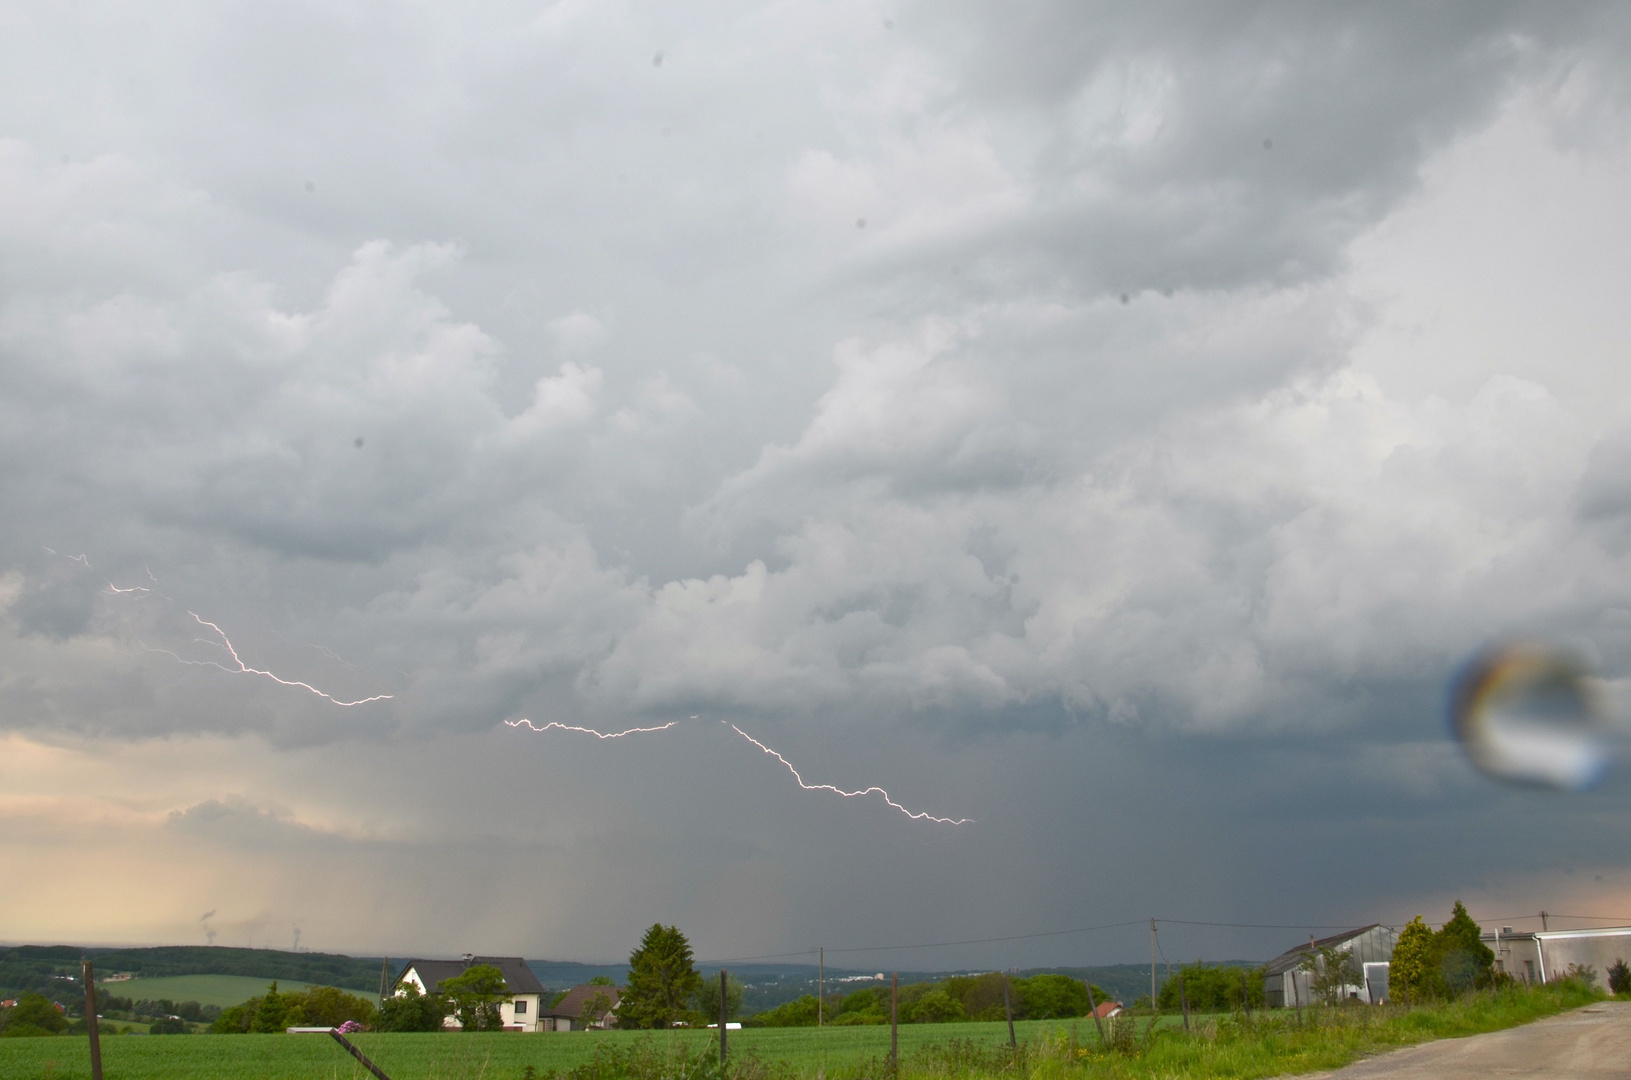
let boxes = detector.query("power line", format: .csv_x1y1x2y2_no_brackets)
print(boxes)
709,919,1148,965
706,911,1631,968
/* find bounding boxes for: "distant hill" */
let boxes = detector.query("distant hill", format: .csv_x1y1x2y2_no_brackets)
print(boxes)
0,945,385,1002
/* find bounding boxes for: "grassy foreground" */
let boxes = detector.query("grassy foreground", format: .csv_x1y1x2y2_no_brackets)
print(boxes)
0,980,1601,1080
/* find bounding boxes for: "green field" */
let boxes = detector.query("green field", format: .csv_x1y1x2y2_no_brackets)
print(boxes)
0,1019,1075,1080
99,974,318,1008
0,982,1601,1080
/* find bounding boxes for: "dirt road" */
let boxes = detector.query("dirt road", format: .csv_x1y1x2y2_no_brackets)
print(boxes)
1303,1001,1631,1079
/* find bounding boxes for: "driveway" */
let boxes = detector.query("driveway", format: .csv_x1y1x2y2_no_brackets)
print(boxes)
1302,1001,1631,1079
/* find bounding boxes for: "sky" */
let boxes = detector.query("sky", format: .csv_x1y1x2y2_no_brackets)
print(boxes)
4,1,1631,973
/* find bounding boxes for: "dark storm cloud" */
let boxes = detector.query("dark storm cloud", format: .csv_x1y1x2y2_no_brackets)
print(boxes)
3,1,1631,958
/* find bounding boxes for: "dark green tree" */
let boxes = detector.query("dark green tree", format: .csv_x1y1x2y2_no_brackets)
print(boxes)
588,975,616,987
440,964,510,1031
376,983,448,1032
1016,974,1090,1019
250,983,287,1033
1435,901,1494,993
282,985,378,1028
620,924,702,1029
1608,958,1631,995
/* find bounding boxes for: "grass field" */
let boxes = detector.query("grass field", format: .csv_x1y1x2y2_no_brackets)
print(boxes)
0,982,1602,1080
99,974,317,1008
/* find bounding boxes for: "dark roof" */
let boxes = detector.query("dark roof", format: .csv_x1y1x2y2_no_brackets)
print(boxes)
549,984,622,1021
1263,925,1384,976
397,956,545,995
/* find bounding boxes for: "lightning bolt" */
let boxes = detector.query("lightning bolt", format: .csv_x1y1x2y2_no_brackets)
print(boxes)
43,547,91,568
724,722,971,825
157,612,394,706
108,582,150,594
505,718,679,739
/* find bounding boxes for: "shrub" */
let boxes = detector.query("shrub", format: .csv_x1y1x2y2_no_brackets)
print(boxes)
1608,959,1630,995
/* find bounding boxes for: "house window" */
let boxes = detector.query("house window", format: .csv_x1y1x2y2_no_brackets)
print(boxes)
1524,961,1535,982
514,1000,527,1014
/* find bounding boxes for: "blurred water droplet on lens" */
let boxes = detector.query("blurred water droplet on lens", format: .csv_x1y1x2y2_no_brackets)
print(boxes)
1263,138,1273,150
1120,293,1130,304
354,436,364,448
1451,644,1609,790
305,180,315,193
856,218,866,229
653,51,663,67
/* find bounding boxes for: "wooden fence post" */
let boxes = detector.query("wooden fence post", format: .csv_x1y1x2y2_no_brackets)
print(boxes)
1083,980,1106,1045
720,965,733,1070
82,959,103,1080
1001,972,1016,1049
1178,973,1190,1035
889,973,898,1072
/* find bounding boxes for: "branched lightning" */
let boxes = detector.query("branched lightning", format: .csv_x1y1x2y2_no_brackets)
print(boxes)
171,612,394,706
724,722,972,824
505,718,679,738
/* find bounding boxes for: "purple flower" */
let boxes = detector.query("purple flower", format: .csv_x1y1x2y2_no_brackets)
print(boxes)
336,1020,364,1033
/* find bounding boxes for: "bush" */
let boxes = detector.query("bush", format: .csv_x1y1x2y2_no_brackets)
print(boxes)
1608,959,1630,995
148,1017,188,1034
377,982,449,1032
0,993,68,1037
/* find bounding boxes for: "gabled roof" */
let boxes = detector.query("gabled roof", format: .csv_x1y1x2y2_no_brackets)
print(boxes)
549,984,622,1021
397,956,545,995
1263,925,1384,975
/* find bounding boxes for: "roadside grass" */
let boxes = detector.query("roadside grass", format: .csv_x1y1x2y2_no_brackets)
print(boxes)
0,980,1602,1080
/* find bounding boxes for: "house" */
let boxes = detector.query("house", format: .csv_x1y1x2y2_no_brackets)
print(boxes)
395,955,547,1032
1483,925,1631,984
541,984,623,1031
1089,1000,1123,1020
1263,924,1398,1007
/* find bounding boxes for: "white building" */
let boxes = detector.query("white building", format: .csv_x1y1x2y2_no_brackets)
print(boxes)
1483,925,1631,985
395,955,548,1032
1263,925,1398,1007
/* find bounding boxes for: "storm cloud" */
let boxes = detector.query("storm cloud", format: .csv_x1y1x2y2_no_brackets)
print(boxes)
3,2,1631,965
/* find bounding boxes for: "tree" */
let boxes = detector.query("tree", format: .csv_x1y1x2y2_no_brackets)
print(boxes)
250,982,287,1033
620,924,702,1029
903,989,965,1023
1391,916,1436,1004
1435,901,1494,993
376,983,448,1032
0,993,69,1037
1608,958,1631,995
689,971,742,1023
283,985,378,1028
1299,944,1361,1006
440,965,510,1031
1015,974,1088,1019
588,975,616,987
743,995,819,1027
579,990,614,1029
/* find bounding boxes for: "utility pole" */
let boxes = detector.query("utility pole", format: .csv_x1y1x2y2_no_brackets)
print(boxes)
82,959,103,1080
1149,918,1157,1008
719,969,729,1066
1540,910,1549,931
378,957,390,1004
818,947,824,1029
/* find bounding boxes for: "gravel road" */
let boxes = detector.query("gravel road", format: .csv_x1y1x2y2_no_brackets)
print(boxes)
1301,1001,1631,1079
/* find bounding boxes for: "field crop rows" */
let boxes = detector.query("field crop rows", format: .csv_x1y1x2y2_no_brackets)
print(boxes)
0,982,1602,1080
0,1018,1087,1080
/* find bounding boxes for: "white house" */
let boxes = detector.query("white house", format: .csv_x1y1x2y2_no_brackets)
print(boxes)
396,955,548,1032
540,984,623,1031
